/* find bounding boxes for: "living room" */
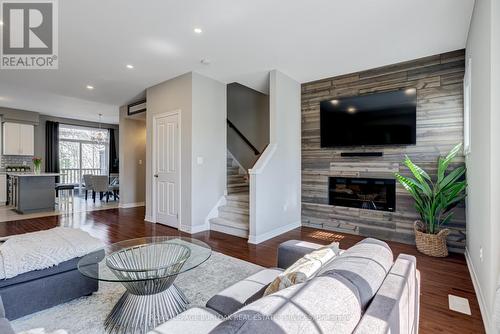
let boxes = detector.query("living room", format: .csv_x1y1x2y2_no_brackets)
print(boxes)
0,0,498,334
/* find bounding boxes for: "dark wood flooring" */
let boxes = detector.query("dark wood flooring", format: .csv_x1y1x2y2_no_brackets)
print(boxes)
0,207,485,333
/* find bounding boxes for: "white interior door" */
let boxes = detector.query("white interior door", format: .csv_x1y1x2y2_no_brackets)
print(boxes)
154,113,180,228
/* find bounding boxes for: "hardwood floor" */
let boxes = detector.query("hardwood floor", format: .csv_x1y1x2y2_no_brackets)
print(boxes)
0,207,485,333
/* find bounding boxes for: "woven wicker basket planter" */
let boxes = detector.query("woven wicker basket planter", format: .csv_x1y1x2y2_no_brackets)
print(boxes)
414,221,449,257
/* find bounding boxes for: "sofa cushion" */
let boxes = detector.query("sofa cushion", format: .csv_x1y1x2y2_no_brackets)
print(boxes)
206,268,283,317
353,254,419,334
149,307,222,334
318,238,394,310
264,242,339,296
0,257,80,288
210,273,362,334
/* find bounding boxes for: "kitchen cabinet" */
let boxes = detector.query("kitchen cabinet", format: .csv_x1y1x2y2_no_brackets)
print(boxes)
3,122,35,156
8,173,58,213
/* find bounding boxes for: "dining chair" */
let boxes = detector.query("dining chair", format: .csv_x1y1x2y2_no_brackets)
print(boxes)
91,175,110,202
82,174,95,200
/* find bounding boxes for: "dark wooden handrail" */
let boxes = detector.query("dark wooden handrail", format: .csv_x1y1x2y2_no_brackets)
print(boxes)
227,119,260,155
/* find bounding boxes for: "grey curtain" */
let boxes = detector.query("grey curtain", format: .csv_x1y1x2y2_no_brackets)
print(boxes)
109,128,119,173
45,121,60,182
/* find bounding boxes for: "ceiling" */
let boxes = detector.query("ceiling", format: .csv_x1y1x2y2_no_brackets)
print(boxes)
0,0,474,124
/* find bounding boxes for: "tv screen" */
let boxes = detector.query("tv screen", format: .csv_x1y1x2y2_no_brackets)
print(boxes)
320,89,417,147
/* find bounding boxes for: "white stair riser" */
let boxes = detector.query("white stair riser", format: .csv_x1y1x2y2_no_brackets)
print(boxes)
219,205,248,215
219,210,249,222
210,223,248,238
227,175,247,183
225,200,249,209
228,189,249,195
226,194,249,201
227,167,239,175
228,184,249,189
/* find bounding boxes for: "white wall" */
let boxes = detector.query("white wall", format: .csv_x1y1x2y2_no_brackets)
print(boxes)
248,70,301,244
465,0,500,332
118,106,146,207
145,73,193,224
490,0,500,330
227,83,269,170
145,72,226,233
190,72,226,232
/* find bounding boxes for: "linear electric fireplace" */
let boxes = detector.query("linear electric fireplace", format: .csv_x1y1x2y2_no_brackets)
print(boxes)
329,177,396,212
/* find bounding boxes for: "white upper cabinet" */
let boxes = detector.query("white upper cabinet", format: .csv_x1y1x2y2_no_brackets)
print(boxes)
19,124,35,156
3,122,19,155
3,122,35,156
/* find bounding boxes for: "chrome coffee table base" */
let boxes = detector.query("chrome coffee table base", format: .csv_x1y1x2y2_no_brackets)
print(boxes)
104,284,188,334
78,238,212,334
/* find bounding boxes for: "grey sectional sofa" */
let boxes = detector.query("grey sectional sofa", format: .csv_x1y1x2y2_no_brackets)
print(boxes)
0,297,14,334
151,238,420,334
0,256,98,320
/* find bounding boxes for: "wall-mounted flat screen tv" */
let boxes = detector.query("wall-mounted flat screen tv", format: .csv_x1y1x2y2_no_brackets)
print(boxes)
320,89,417,147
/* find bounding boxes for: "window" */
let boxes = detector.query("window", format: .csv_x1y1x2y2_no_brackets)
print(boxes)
59,124,109,185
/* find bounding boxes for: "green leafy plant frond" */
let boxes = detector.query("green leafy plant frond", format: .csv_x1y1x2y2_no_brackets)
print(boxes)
395,143,466,235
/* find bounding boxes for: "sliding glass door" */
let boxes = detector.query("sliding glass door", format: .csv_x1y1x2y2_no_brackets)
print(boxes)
59,124,109,186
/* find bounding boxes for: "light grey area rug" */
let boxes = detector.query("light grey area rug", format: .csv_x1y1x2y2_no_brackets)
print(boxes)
12,252,263,334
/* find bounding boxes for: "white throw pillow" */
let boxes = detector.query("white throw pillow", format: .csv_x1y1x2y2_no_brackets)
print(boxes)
264,242,340,296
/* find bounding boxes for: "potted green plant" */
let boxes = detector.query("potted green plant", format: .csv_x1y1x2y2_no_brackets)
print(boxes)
395,143,466,257
32,157,42,174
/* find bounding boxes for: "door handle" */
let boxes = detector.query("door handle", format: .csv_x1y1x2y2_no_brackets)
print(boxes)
154,174,158,178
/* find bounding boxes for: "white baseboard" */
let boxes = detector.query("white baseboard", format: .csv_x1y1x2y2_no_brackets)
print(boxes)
180,223,209,234
248,220,301,244
119,202,145,209
144,215,154,223
465,248,492,333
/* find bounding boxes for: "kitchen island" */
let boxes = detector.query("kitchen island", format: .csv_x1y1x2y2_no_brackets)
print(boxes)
8,173,59,214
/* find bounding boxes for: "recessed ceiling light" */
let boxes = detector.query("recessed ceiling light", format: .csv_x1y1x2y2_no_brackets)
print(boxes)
86,85,94,90
330,99,339,105
347,106,357,113
126,64,134,69
194,28,203,34
0,21,4,26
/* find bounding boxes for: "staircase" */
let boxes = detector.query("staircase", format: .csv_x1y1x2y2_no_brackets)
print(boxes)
210,155,249,238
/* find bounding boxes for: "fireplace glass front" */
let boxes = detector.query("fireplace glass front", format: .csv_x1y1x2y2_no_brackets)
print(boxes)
328,177,396,212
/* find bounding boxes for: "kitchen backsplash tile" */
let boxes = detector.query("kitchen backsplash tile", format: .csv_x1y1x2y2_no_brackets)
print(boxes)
1,155,34,170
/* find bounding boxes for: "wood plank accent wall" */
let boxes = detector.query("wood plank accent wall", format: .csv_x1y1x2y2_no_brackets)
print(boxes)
301,50,466,252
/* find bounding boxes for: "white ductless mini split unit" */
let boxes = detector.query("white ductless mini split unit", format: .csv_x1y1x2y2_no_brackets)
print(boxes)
127,100,146,116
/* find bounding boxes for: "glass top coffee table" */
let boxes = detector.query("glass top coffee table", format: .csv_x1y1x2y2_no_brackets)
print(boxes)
78,236,212,334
